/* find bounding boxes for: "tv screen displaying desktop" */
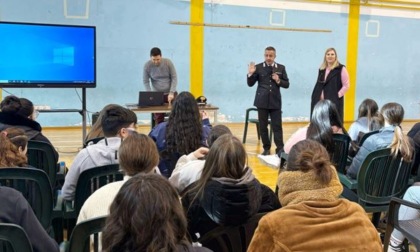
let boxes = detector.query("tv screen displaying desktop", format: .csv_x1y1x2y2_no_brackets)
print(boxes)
0,21,96,88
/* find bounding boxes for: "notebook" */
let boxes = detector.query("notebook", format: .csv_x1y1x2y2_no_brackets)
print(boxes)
138,91,165,107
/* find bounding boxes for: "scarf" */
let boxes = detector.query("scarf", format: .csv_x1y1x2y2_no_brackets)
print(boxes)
278,165,343,206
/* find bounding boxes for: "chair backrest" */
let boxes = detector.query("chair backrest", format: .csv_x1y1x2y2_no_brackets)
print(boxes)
67,216,107,252
358,130,379,146
83,137,105,148
245,108,259,123
357,148,413,212
198,212,266,252
74,164,123,216
0,223,33,252
331,134,351,173
0,168,53,229
383,197,420,251
27,140,58,188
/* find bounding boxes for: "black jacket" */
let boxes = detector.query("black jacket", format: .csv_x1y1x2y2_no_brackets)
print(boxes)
0,186,59,252
247,62,290,109
0,112,59,162
311,64,345,120
408,122,420,180
182,177,280,241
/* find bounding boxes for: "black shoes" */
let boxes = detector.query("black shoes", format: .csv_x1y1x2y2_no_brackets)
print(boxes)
261,150,270,156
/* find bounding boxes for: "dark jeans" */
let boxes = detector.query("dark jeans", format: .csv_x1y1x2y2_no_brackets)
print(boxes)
257,108,284,153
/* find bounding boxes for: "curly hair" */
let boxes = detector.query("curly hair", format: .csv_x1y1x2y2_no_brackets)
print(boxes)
102,174,190,252
0,128,28,167
165,92,202,155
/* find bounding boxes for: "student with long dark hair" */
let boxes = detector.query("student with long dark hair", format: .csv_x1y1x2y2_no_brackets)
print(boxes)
0,95,58,162
348,98,379,141
149,91,211,177
102,173,211,252
248,140,382,251
182,134,280,241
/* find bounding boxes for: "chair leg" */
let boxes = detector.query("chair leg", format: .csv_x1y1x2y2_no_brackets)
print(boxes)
243,122,249,144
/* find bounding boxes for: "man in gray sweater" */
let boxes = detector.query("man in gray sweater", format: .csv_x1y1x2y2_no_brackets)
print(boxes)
143,47,177,124
61,105,137,200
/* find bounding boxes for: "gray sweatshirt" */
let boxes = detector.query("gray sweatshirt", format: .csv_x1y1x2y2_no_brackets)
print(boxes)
143,58,177,93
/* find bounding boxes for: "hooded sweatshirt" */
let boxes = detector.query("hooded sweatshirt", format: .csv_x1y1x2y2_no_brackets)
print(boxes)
61,137,121,200
182,168,280,241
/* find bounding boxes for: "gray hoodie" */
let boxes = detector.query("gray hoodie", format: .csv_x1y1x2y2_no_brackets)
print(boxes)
62,137,121,200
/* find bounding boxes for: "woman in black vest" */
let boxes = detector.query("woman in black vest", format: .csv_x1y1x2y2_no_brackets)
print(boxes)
311,48,350,122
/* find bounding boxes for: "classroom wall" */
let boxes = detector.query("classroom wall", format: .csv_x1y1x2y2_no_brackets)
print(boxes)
0,0,419,126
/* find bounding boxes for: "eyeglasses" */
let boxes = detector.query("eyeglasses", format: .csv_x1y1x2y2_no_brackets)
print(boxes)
32,110,40,119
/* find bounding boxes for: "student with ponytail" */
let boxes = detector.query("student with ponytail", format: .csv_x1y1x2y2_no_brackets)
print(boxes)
346,102,413,179
248,140,382,251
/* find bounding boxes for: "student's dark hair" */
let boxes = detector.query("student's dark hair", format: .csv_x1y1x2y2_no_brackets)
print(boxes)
381,102,413,162
0,128,28,167
150,47,162,57
165,91,202,155
369,113,384,131
188,135,247,200
307,99,346,157
86,104,120,141
265,46,276,52
119,133,159,176
207,125,232,147
0,95,34,118
101,105,137,137
358,98,378,119
102,173,190,252
287,139,332,185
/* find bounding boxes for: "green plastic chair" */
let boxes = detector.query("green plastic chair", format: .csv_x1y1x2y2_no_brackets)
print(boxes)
63,164,122,238
242,108,272,144
383,197,420,251
65,216,107,252
339,148,413,226
27,140,59,189
0,168,53,230
0,223,33,252
198,212,267,252
331,133,351,174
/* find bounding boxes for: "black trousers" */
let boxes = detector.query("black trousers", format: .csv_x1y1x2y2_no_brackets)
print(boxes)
257,108,284,153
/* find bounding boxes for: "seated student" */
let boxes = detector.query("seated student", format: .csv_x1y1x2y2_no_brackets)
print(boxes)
259,99,346,168
102,173,211,252
62,105,137,200
169,125,232,193
0,186,59,252
346,102,413,179
388,184,420,252
348,98,378,141
182,134,281,241
77,132,160,223
407,122,420,178
0,128,29,168
248,140,382,252
349,114,384,158
84,104,120,145
0,95,58,162
149,91,212,177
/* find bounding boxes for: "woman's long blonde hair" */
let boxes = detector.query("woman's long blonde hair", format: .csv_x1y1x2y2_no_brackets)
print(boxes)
320,48,340,70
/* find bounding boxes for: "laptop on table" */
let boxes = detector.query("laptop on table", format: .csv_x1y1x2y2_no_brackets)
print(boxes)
138,91,165,107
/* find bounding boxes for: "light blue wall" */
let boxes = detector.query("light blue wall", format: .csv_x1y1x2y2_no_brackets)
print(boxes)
0,1,419,126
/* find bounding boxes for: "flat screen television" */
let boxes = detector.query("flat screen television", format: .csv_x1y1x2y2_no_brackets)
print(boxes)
0,21,96,88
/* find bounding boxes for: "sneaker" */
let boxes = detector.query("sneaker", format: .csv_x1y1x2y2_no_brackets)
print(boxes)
258,154,280,169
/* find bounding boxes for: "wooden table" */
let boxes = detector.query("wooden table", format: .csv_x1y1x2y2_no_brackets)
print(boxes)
126,103,219,128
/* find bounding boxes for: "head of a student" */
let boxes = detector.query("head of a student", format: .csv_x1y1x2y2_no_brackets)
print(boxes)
381,102,413,161
358,98,378,120
118,133,159,176
192,134,247,197
102,173,189,252
150,47,162,66
264,46,276,65
87,104,120,140
1,95,37,120
369,113,384,131
166,91,202,155
320,47,339,70
279,139,341,206
101,105,137,138
0,128,28,167
307,99,344,155
207,125,232,147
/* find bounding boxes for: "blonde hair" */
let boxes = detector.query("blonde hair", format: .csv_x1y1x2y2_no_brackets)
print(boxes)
320,48,340,70
381,103,413,162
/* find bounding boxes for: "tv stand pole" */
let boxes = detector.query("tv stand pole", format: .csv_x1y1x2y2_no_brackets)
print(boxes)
82,87,87,141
